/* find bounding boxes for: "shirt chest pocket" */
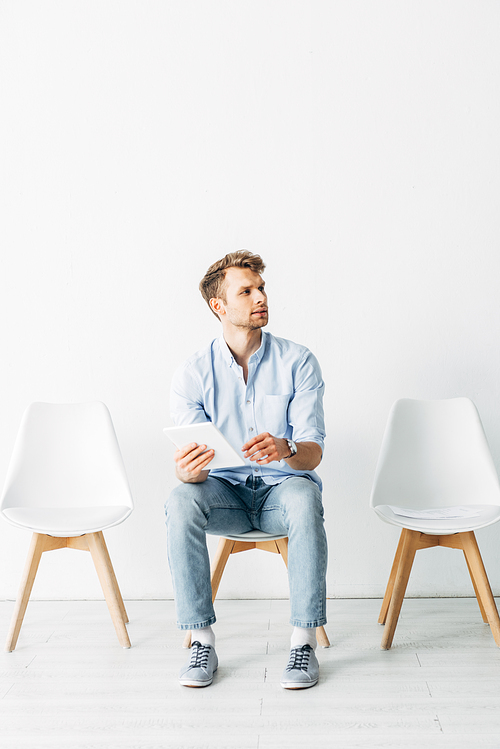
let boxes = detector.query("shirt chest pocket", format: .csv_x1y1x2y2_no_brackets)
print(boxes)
255,394,292,437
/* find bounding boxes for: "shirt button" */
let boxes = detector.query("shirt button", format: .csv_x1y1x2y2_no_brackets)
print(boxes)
246,400,251,404
254,468,259,472
249,427,254,432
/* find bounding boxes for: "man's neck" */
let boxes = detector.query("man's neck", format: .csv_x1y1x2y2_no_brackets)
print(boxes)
223,327,263,381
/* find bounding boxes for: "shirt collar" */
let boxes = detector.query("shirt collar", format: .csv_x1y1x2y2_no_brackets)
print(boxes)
218,335,235,367
251,331,267,365
218,331,268,368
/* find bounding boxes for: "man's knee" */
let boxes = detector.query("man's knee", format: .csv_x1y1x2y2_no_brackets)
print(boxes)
165,482,208,526
278,479,324,523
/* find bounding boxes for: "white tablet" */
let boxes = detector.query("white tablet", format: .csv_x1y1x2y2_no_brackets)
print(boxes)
163,422,246,470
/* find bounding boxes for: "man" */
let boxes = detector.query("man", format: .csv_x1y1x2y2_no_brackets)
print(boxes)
165,250,327,689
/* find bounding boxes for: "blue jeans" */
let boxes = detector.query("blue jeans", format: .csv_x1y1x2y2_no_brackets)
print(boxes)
165,475,327,630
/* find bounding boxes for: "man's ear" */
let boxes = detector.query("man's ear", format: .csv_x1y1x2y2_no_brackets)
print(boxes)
209,297,225,318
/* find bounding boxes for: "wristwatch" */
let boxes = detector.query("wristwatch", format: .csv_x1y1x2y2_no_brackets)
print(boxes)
284,439,297,459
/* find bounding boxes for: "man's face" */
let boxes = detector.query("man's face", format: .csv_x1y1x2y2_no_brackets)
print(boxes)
213,267,268,330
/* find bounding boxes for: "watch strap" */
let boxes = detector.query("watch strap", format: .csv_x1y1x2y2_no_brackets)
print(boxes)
285,439,297,459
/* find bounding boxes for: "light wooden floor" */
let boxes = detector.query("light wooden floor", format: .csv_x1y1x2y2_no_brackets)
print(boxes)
1,597,500,748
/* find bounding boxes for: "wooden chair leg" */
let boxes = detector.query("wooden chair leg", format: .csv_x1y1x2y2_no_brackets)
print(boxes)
381,528,419,650
66,535,129,626
379,530,405,625
5,533,46,652
275,537,330,648
315,625,330,648
210,538,236,600
465,553,488,623
183,538,235,649
275,537,288,565
86,531,131,649
90,533,129,624
460,531,500,646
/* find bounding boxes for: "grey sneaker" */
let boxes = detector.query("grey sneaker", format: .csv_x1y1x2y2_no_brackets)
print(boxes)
179,641,218,687
280,644,319,689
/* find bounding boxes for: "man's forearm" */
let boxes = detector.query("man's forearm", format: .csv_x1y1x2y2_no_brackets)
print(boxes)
284,441,322,471
242,433,323,470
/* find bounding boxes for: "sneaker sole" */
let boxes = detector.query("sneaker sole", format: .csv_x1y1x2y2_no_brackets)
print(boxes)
179,668,217,688
280,678,318,689
179,678,214,687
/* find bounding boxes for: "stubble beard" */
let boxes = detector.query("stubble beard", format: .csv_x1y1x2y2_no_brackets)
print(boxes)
247,312,268,331
227,309,269,331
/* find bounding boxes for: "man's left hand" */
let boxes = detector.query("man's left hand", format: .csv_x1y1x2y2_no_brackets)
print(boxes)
242,432,289,464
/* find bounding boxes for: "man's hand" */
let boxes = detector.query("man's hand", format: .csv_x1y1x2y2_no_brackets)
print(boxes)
175,442,214,483
242,433,323,470
242,432,289,464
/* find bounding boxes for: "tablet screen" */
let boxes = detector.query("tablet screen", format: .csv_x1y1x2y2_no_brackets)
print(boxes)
163,422,246,470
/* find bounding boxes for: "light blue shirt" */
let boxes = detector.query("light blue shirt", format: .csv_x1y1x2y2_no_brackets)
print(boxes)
170,331,325,489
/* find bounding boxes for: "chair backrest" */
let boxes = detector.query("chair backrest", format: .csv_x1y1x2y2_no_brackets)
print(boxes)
370,398,500,510
1,402,134,510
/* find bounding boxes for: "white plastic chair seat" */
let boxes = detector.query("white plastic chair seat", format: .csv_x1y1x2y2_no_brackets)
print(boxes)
373,504,500,536
2,505,133,537
217,530,287,542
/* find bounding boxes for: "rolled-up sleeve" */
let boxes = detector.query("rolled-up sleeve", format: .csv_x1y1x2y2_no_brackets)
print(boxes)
170,364,209,426
288,351,326,452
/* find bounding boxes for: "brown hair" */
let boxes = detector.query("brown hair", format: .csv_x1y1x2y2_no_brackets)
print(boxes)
199,250,266,317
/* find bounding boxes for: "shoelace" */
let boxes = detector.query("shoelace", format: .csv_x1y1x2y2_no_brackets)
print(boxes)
188,641,211,670
286,644,312,672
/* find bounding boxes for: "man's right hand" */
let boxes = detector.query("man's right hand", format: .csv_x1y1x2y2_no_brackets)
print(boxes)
174,442,214,483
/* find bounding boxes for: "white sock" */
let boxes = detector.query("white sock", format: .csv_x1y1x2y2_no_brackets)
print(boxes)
193,626,215,649
291,626,317,650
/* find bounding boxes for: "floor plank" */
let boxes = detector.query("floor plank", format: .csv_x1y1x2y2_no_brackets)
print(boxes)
1,597,500,747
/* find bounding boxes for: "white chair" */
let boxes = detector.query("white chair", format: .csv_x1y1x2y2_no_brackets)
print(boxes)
371,397,500,649
183,530,330,649
1,402,134,651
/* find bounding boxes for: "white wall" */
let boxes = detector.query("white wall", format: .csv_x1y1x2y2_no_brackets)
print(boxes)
1,0,500,602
